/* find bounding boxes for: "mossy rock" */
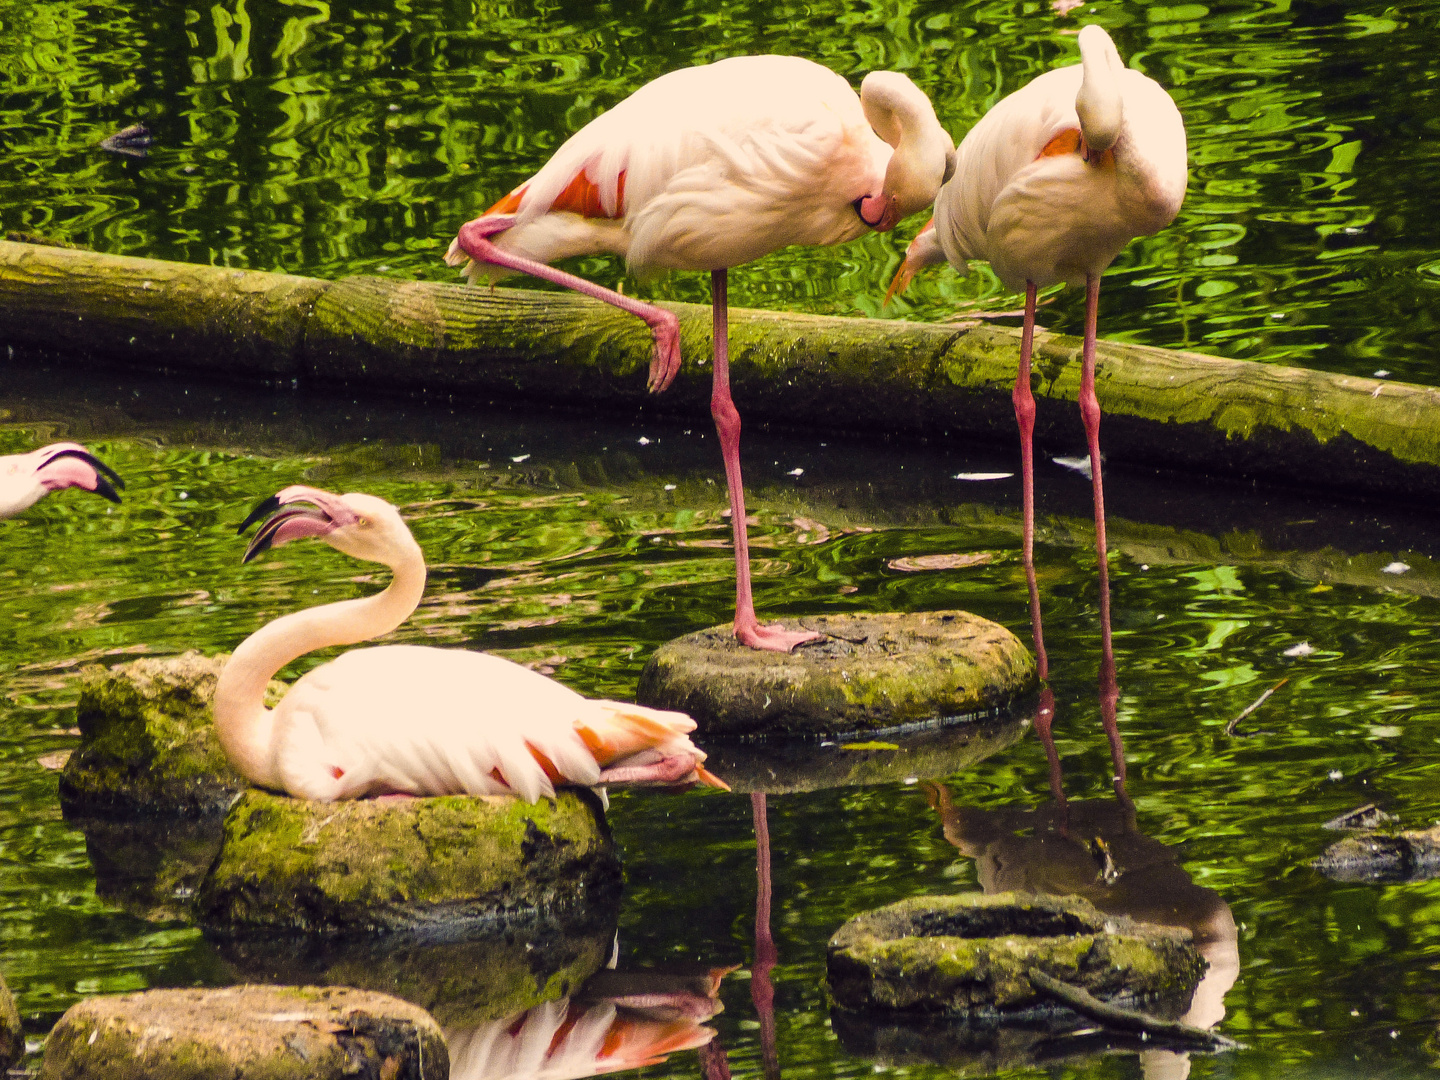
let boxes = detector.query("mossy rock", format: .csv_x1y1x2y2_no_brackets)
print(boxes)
217,915,617,1029
636,611,1036,738
1313,824,1440,883
703,713,1031,793
0,970,20,1070
59,652,285,817
38,985,447,1080
74,815,225,923
826,891,1205,1019
196,789,621,937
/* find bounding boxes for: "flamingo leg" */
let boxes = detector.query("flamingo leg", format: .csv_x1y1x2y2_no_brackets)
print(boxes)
1013,282,1040,567
1079,273,1111,642
751,792,780,1080
710,270,822,652
454,215,682,393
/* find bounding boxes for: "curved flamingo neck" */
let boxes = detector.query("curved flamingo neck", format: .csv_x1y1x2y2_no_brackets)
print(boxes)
213,541,427,788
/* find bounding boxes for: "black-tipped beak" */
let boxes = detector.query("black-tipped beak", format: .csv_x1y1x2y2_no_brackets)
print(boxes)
46,448,125,504
237,494,281,536
239,501,336,564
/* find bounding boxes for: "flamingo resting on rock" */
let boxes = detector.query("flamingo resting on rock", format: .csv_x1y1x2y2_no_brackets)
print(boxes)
0,442,124,520
215,486,727,803
447,55,954,651
888,25,1187,636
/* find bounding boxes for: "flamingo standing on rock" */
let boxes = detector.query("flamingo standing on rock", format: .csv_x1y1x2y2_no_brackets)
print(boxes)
888,25,1186,642
0,442,124,520
447,55,955,651
215,486,727,802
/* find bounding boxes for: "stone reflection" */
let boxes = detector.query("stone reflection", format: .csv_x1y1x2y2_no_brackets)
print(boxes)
447,965,728,1080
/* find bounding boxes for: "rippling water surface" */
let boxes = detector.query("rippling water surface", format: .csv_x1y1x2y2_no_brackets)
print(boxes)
5,364,1440,1077
2,0,1439,379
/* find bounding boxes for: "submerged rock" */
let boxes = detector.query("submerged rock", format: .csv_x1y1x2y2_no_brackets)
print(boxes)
826,892,1204,1019
197,789,621,937
0,970,20,1070
59,652,283,817
1313,824,1440,883
39,984,446,1080
637,611,1036,738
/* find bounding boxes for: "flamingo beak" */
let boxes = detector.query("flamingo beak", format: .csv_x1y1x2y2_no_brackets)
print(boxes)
36,446,126,504
854,194,900,232
882,255,921,308
236,486,357,563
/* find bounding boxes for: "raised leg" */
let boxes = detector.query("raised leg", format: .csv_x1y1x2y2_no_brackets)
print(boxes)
1013,282,1040,567
710,269,822,652
751,792,780,1080
454,215,681,392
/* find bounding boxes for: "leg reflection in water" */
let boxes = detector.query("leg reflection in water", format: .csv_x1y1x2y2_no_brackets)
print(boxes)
921,546,1240,1077
751,792,781,1080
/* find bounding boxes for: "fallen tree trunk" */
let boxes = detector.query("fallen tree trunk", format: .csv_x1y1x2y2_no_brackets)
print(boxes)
4,237,1440,501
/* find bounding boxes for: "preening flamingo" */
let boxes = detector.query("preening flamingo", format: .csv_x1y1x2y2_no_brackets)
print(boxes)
888,25,1187,636
0,442,124,520
215,485,727,802
447,55,954,651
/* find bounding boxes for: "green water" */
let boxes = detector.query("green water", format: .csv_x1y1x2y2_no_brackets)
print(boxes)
2,0,1439,379
6,365,1440,1078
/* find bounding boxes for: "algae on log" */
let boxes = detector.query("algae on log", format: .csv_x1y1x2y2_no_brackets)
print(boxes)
826,892,1205,1018
59,652,284,817
638,611,1036,738
196,789,621,936
6,239,1440,500
0,239,325,380
0,970,20,1070
39,985,447,1080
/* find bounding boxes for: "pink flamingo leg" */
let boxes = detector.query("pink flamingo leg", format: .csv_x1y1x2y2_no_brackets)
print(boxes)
454,215,682,392
1013,281,1040,568
751,792,780,1080
711,270,822,652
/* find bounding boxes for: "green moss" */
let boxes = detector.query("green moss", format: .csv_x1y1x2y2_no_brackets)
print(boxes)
637,611,1035,737
197,789,621,936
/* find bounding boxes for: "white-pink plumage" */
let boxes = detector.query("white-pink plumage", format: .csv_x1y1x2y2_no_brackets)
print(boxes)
215,486,726,803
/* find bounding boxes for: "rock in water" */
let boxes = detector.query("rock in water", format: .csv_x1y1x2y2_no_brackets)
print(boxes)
39,985,446,1080
0,971,20,1070
637,611,1036,737
196,789,621,936
827,892,1205,1018
59,652,283,816
1313,824,1440,883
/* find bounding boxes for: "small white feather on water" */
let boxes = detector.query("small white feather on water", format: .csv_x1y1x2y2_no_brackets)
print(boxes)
1052,456,1093,479
952,472,1013,481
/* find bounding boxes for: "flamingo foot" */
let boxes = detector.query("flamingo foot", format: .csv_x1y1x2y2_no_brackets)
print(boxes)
735,619,824,653
598,752,702,786
646,315,683,394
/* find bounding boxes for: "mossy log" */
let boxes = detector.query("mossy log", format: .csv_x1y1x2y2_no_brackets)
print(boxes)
196,789,621,937
4,239,1440,500
39,985,446,1080
826,891,1204,1019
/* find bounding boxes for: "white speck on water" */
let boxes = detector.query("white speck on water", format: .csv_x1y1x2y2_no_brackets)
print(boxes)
510,454,530,463
1391,1031,1399,1039
1140,564,1149,570
387,103,401,111
1052,456,1093,479
1284,642,1315,657
1270,312,1285,320
904,777,918,785
787,468,804,477
1375,369,1390,377
953,472,1013,481
178,491,188,500
663,484,676,491
638,437,651,445
378,264,390,272
1351,1009,1360,1016
1156,614,1165,620
820,741,835,747
1329,769,1344,780
1383,561,1410,574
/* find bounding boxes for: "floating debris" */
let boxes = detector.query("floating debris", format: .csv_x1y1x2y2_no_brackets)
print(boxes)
1283,642,1314,657
888,552,994,573
510,453,530,463
952,472,1013,481
1052,455,1093,479
98,122,152,158
1323,803,1397,831
1382,561,1411,574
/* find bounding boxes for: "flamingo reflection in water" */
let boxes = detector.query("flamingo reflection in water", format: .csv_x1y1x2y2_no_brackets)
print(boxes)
924,561,1238,1078
446,966,731,1080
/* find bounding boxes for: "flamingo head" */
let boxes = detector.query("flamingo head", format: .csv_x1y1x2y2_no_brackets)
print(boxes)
1075,25,1126,158
858,71,957,232
238,486,416,565
1,442,124,519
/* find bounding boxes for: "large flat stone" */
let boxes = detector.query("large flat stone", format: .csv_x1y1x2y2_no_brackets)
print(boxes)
39,985,446,1080
196,789,621,937
637,611,1036,738
826,892,1204,1019
59,653,283,817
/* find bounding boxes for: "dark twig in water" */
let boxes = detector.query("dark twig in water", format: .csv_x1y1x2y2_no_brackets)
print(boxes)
1028,969,1243,1051
798,620,868,645
1323,803,1396,831
1224,677,1288,737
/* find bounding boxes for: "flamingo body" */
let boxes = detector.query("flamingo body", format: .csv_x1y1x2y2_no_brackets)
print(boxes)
217,487,724,803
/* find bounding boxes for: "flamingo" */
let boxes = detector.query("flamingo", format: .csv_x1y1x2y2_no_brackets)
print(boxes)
888,25,1187,642
0,442,124,520
215,485,727,803
446,55,954,651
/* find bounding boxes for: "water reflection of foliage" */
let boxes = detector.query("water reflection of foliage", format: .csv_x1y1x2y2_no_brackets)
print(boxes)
3,0,1439,377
